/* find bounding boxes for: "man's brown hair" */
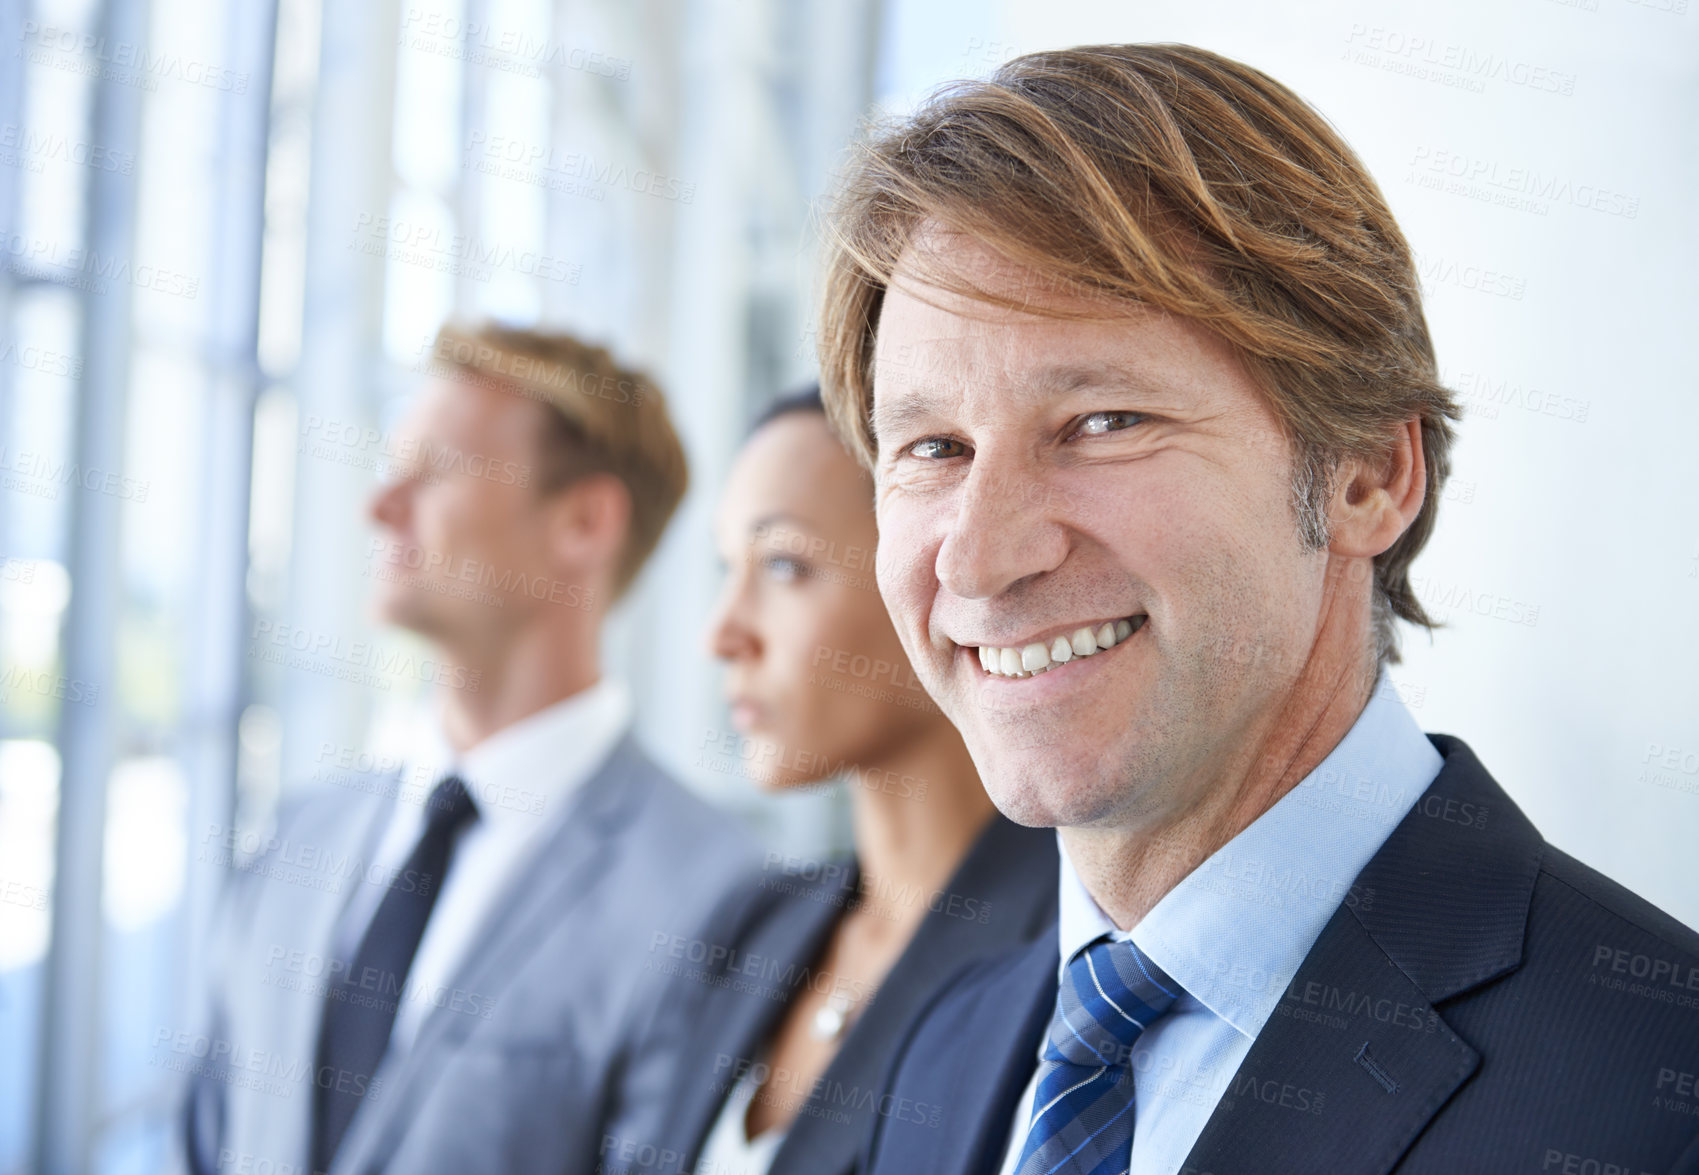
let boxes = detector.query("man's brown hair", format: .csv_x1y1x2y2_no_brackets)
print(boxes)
431,322,688,600
818,43,1459,662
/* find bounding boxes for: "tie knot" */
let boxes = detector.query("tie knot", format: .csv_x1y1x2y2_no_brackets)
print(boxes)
1043,937,1179,1070
422,773,478,833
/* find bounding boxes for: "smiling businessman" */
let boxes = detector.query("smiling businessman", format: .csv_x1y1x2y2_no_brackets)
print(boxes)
819,44,1699,1175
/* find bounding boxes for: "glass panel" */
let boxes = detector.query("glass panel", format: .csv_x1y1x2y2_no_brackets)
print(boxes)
0,738,62,1172
115,348,206,731
96,756,190,1174
392,0,464,196
13,16,95,266
3,287,81,560
0,7,90,1147
471,66,548,321
255,0,322,379
0,260,83,1175
379,186,457,361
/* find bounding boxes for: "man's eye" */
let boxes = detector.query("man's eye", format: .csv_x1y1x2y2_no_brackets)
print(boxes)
1074,411,1144,437
908,437,966,459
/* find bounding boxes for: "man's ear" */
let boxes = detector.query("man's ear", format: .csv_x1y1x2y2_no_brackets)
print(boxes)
1327,418,1426,559
547,473,632,572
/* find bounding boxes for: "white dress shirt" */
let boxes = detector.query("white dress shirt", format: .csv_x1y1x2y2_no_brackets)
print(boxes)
998,677,1443,1175
332,678,633,1053
695,1061,788,1175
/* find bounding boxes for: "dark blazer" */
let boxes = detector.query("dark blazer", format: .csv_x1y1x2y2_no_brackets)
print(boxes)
600,814,1058,1175
863,736,1699,1175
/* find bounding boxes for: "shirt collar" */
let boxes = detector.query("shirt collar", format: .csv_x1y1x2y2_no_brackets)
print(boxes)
408,678,633,836
1055,676,1441,1040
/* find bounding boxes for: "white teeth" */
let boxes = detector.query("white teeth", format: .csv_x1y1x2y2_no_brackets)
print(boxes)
975,617,1144,677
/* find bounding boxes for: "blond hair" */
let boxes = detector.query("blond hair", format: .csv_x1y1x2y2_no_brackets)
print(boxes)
818,44,1458,661
431,322,688,600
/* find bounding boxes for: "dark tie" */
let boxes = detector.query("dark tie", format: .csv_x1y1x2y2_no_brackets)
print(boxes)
311,774,477,1171
1014,935,1180,1175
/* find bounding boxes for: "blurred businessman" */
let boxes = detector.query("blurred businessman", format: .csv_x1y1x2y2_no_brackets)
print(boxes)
181,324,757,1175
819,45,1699,1174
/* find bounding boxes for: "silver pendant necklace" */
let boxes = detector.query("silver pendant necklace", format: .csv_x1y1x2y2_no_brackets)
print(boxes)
809,989,859,1041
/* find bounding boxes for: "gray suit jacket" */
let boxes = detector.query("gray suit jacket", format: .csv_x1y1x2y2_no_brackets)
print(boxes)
599,815,1059,1175
181,732,758,1175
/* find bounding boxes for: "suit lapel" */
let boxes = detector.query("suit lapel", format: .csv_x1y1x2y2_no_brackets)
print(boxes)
669,869,852,1166
1180,907,1479,1173
233,786,391,1172
422,736,650,1044
776,819,1057,1175
933,934,1059,1175
1183,736,1542,1173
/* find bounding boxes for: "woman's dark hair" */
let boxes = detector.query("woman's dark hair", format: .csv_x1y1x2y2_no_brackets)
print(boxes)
750,383,824,434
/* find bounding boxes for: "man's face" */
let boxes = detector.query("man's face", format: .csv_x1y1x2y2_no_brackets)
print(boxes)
367,376,570,647
871,233,1332,832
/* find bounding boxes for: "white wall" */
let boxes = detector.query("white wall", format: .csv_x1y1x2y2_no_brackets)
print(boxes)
874,0,1699,927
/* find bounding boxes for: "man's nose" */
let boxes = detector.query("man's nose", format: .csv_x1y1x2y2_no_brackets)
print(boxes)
933,455,1068,600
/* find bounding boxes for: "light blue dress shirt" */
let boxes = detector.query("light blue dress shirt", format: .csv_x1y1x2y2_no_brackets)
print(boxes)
997,678,1444,1175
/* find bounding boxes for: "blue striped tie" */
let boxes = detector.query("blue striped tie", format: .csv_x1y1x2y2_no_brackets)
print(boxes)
1014,936,1180,1175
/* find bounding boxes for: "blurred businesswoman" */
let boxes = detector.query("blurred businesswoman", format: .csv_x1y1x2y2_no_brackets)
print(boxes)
596,388,1057,1175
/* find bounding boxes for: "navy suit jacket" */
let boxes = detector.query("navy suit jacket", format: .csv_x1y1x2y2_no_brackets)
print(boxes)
601,815,1058,1175
864,736,1699,1174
